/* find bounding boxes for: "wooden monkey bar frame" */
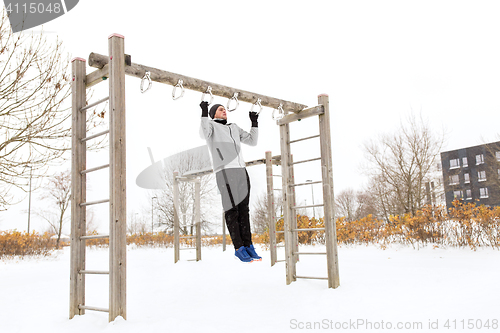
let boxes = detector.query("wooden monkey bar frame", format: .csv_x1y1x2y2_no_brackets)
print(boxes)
70,33,339,324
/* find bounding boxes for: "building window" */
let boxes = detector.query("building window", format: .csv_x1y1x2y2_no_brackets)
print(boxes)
480,187,489,198
498,169,500,179
476,154,484,165
449,175,459,185
453,190,463,199
464,173,470,183
478,170,487,182
496,151,500,161
462,157,468,167
449,158,460,169
466,189,472,200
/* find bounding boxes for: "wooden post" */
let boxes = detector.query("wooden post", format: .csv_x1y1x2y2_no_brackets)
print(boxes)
290,154,299,264
222,212,226,252
318,94,340,289
280,115,296,284
195,180,201,261
108,34,127,321
70,57,87,319
266,151,277,266
173,171,180,263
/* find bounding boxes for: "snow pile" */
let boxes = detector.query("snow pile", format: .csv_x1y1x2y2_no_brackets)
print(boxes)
1,245,499,332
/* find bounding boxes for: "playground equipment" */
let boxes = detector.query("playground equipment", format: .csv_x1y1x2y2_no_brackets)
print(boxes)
70,33,339,323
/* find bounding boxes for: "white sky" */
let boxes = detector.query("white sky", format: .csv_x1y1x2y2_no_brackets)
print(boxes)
2,0,500,233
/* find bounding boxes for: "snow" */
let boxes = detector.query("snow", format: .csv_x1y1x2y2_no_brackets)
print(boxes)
1,244,499,332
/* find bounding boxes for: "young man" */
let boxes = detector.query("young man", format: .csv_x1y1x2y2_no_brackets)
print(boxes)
199,101,262,263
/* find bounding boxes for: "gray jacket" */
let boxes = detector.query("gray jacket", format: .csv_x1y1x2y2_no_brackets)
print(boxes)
199,117,258,173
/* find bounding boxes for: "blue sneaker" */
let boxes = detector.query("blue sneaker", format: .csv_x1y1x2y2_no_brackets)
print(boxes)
245,244,262,261
235,246,253,263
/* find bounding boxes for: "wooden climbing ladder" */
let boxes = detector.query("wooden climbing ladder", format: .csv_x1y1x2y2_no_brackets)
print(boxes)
70,34,127,322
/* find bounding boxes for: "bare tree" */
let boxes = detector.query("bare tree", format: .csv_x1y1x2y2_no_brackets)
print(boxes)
152,150,218,235
35,170,70,247
363,114,444,218
251,191,284,235
335,188,377,221
0,9,104,210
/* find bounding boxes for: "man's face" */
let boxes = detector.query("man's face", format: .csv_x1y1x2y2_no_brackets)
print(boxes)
215,105,227,120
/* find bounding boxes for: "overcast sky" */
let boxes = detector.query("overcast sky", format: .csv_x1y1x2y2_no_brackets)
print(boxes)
2,0,500,233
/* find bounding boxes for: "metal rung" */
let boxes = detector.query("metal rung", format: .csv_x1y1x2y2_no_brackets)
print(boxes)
180,236,196,239
293,203,324,210
81,164,109,174
276,231,285,234
180,247,196,250
292,227,325,232
181,213,195,216
79,305,109,313
79,270,109,275
80,96,109,111
273,174,282,177
290,180,322,187
187,259,198,261
273,188,282,191
289,134,320,144
80,234,109,240
276,245,285,248
292,252,327,255
291,157,322,165
276,260,285,262
80,199,110,207
295,275,328,280
81,129,109,142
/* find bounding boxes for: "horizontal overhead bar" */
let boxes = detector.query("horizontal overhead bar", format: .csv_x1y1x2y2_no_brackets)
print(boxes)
80,199,110,207
289,134,320,144
88,52,307,113
277,105,324,125
86,64,109,88
81,164,110,175
79,270,109,275
79,305,109,313
80,234,109,240
293,203,324,210
292,227,326,232
294,275,329,280
291,157,322,165
290,180,322,187
81,130,109,142
80,96,109,111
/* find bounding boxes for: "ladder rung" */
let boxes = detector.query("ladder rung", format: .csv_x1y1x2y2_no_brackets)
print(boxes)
292,227,325,232
180,247,196,250
292,252,327,255
276,260,286,262
273,188,282,191
291,157,322,165
80,96,110,111
81,129,109,142
290,180,322,187
292,203,324,210
275,231,285,234
289,134,320,144
81,164,109,174
295,275,328,280
273,174,282,177
80,234,109,240
79,270,109,275
181,213,195,216
276,245,285,248
79,305,109,313
180,236,196,239
80,199,110,207
187,259,198,261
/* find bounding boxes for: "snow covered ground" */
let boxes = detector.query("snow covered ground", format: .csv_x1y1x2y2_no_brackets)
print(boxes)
1,244,499,333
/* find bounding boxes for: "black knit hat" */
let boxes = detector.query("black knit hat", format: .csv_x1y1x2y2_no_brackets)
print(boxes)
210,104,223,119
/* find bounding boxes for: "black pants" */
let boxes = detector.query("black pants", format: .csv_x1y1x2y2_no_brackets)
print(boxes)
216,168,252,250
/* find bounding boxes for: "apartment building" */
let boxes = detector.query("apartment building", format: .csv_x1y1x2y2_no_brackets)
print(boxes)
441,141,500,209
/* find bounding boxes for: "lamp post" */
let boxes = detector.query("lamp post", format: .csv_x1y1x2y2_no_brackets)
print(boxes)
306,180,315,219
151,196,157,233
27,165,32,234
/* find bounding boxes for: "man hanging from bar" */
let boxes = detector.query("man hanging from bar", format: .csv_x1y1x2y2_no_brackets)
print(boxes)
199,101,261,263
